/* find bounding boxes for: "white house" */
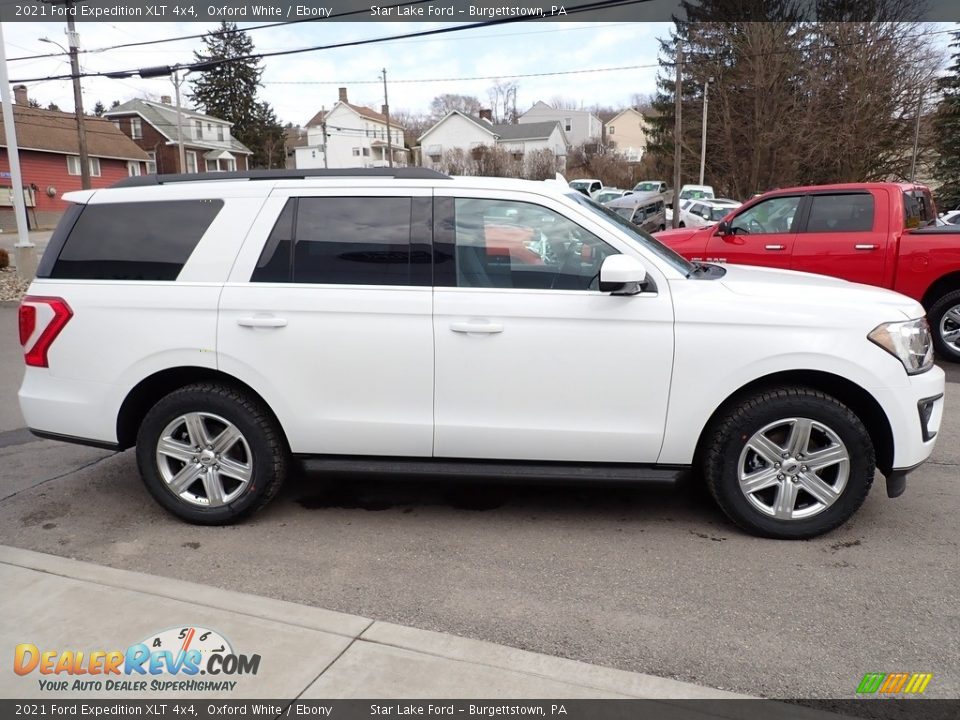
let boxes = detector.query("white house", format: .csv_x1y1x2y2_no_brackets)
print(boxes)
518,101,602,147
296,88,407,169
605,108,650,163
418,110,568,171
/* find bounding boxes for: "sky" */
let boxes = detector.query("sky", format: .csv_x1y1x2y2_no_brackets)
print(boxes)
2,20,670,125
3,20,954,127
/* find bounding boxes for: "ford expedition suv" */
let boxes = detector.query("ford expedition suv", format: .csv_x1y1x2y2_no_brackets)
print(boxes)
18,170,945,539
655,183,960,361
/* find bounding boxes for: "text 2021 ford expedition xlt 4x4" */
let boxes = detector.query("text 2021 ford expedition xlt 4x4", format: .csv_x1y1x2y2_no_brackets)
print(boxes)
18,170,945,539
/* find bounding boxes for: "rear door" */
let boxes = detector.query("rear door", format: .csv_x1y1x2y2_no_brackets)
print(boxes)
218,188,435,457
791,190,888,286
704,194,803,269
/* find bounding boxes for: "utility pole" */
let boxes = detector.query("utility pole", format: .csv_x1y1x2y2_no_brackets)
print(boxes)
699,78,709,186
910,88,923,183
672,47,683,228
172,69,187,172
381,68,393,168
320,106,329,169
0,23,37,280
64,4,91,190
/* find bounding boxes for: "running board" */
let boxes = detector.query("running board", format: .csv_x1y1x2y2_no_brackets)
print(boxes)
295,456,688,485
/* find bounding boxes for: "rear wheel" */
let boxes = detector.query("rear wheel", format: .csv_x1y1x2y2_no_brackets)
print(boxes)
136,383,288,524
928,289,960,362
703,387,874,539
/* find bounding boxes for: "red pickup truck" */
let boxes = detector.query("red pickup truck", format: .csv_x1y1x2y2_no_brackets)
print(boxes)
655,182,960,361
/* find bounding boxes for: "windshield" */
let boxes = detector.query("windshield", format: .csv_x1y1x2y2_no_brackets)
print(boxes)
634,182,659,192
569,181,590,190
568,193,695,276
709,207,731,222
680,189,714,200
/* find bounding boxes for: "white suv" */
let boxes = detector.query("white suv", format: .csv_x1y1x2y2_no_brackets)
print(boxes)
18,169,945,539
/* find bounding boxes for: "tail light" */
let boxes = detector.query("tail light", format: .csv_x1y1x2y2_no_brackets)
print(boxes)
19,296,73,368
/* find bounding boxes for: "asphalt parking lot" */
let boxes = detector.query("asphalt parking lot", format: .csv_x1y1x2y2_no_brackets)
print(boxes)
0,305,957,700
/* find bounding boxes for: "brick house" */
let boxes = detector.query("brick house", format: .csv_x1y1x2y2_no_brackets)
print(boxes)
104,97,252,175
0,85,149,231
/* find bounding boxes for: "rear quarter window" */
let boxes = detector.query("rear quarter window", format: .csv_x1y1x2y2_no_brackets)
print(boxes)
42,199,224,281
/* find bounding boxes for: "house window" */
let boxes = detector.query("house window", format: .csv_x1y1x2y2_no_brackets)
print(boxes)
609,126,615,135
127,161,141,177
146,151,157,174
130,117,142,139
185,151,198,173
66,156,101,177
194,120,203,139
205,158,237,172
352,148,360,156
564,117,572,132
362,148,370,157
217,125,224,141
207,122,213,136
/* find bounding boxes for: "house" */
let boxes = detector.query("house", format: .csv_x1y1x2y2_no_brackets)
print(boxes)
104,97,252,175
0,85,149,231
417,109,568,172
605,108,650,163
284,126,307,170
296,88,408,169
518,101,602,147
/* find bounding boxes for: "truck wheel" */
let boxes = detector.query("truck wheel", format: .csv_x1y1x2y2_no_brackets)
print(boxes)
703,387,874,539
928,289,960,362
136,383,288,525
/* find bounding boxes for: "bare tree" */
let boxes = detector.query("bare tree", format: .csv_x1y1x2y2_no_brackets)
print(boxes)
439,148,472,175
488,80,519,123
549,96,581,110
429,94,482,120
525,149,560,180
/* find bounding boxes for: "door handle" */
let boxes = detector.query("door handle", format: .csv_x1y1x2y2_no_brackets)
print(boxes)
237,316,288,328
764,244,786,251
450,322,504,334
855,244,879,251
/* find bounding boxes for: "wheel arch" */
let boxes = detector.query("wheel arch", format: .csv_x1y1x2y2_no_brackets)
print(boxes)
693,370,895,476
116,367,286,451
920,271,960,309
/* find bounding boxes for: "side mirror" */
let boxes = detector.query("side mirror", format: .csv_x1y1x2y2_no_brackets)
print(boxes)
599,255,647,295
717,220,732,236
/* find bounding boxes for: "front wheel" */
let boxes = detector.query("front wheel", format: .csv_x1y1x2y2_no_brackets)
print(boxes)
136,383,289,524
703,387,874,539
928,289,960,362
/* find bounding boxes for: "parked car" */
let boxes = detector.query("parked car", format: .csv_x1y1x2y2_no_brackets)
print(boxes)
606,194,667,233
596,189,633,204
18,170,944,538
633,180,669,194
678,199,742,228
679,184,715,201
654,182,960,361
940,210,960,226
569,179,603,199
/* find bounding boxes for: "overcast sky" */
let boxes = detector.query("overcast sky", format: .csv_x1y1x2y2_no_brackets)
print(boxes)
3,20,954,126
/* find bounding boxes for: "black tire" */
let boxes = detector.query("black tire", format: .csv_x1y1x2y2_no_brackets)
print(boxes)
678,222,686,228
703,387,874,539
928,289,960,363
136,383,288,525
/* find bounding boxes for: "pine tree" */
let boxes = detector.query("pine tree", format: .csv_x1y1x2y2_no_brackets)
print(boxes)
189,22,283,170
93,101,106,117
932,28,960,210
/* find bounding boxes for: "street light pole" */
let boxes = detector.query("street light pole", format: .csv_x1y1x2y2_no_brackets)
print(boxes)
171,69,187,172
699,78,710,187
0,22,37,280
910,88,923,183
65,5,91,190
672,47,683,228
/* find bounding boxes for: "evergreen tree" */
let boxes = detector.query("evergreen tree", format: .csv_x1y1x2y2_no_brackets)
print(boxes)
110,100,121,109
189,22,282,170
93,101,106,117
933,28,960,210
46,102,61,111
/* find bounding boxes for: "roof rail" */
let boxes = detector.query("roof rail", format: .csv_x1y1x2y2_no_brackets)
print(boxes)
113,167,451,188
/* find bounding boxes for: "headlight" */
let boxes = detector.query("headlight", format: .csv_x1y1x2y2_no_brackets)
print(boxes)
868,318,934,375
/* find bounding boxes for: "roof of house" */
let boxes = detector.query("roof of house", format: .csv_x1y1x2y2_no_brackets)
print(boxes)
104,99,252,155
418,111,563,144
521,101,601,120
307,102,405,129
0,104,149,161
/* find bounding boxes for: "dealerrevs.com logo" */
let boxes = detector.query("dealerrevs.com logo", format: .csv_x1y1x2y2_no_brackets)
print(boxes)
856,672,933,695
14,626,261,692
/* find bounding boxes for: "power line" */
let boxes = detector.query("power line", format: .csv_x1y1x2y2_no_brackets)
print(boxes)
5,0,436,62
9,0,653,84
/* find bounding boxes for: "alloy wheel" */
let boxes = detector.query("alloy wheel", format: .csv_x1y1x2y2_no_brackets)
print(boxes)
939,304,960,353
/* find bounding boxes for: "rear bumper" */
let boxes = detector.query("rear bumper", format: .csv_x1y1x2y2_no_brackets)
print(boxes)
18,370,119,446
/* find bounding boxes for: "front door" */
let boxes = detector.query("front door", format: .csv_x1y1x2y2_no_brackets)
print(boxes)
431,191,675,463
704,194,803,269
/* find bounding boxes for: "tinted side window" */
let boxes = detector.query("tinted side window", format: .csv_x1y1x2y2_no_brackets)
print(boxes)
731,196,801,235
805,194,874,233
251,200,295,283
291,197,414,285
49,200,223,280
